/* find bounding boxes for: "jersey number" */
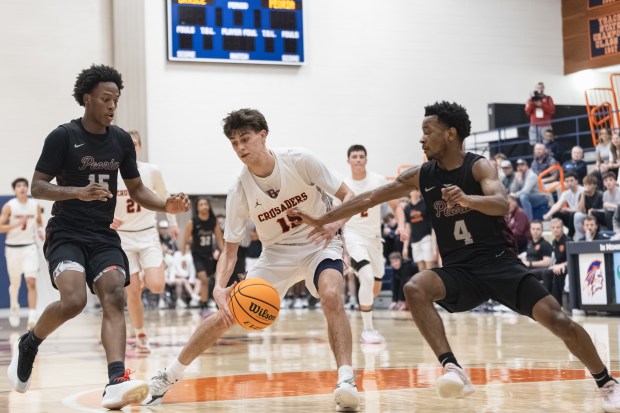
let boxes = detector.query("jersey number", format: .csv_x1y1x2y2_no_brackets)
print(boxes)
199,235,212,246
453,220,473,244
126,199,142,214
276,215,302,233
88,173,110,187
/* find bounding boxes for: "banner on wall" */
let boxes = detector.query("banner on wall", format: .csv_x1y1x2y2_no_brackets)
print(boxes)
589,0,620,9
589,13,620,58
579,253,608,305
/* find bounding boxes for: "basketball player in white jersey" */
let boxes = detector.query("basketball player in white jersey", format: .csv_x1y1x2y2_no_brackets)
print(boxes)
0,178,44,329
143,109,360,411
111,130,179,353
343,145,406,344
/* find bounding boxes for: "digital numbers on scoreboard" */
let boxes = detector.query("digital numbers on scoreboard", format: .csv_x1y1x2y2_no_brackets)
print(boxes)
167,0,304,65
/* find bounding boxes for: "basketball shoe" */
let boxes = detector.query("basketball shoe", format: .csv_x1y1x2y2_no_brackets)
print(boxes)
142,368,180,405
9,306,20,327
7,332,37,393
136,333,151,353
101,369,149,409
333,376,360,411
360,329,384,344
599,380,620,412
437,363,475,399
27,310,37,330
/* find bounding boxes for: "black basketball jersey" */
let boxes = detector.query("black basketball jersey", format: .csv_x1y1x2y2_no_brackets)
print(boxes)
35,118,139,225
419,152,515,265
404,199,432,243
191,215,217,254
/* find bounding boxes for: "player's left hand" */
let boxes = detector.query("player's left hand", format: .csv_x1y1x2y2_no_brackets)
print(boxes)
441,185,471,209
165,193,190,214
286,207,323,228
307,222,340,249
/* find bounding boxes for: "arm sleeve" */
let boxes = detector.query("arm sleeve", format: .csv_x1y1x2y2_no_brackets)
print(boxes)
119,132,140,180
519,171,538,195
223,182,250,243
290,149,343,195
35,127,69,176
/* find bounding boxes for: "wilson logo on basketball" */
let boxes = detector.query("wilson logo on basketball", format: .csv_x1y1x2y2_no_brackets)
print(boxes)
249,302,276,321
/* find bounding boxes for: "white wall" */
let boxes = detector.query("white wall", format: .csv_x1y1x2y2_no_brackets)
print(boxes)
142,0,610,194
0,0,113,192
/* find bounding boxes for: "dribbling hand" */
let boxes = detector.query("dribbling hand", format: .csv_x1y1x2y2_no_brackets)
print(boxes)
441,185,471,209
286,207,323,228
165,193,190,214
79,183,113,202
213,284,236,327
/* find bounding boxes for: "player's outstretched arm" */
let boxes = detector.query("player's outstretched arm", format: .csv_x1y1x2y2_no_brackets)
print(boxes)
442,158,508,216
212,241,240,327
124,176,190,214
31,171,113,202
289,166,419,227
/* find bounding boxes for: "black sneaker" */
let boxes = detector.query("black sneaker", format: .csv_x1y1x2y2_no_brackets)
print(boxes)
7,332,37,393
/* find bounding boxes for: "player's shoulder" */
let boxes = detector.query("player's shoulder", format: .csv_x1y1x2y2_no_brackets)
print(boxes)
109,126,133,144
276,147,314,161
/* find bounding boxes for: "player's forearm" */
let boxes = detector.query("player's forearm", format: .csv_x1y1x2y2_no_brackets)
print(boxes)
31,180,81,201
130,185,166,212
215,248,237,288
467,194,509,216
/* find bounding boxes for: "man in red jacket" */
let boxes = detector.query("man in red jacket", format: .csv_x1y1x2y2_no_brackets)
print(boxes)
525,82,555,145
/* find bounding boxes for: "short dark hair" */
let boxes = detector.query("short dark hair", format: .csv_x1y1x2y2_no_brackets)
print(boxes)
584,215,598,224
564,171,578,180
222,108,269,138
544,129,554,136
347,144,367,158
530,219,544,228
424,101,471,142
603,171,617,181
388,252,402,262
73,64,124,106
583,174,598,185
11,177,28,189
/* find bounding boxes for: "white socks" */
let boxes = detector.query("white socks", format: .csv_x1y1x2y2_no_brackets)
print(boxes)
361,311,374,331
338,365,354,383
166,358,188,382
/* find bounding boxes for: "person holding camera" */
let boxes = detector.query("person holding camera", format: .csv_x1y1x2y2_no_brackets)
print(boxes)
525,81,555,145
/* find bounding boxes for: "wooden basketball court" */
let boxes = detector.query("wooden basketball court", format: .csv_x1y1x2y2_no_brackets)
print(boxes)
0,307,616,412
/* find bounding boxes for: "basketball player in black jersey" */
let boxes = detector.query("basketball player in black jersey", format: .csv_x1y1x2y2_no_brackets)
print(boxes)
7,64,190,410
290,101,620,412
181,197,224,314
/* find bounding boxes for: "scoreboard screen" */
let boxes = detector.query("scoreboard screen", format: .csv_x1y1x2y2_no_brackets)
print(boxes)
167,0,304,65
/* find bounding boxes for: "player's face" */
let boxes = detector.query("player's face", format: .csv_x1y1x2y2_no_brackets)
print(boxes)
84,82,120,128
13,182,28,198
197,199,210,214
530,223,543,240
347,150,367,173
420,116,453,160
550,221,563,238
229,129,267,164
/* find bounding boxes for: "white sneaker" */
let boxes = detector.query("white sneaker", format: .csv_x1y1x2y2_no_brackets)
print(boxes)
135,333,151,354
9,306,20,328
27,310,37,330
360,329,384,344
599,380,620,413
143,369,180,406
437,363,475,399
333,377,360,411
175,299,186,309
7,333,37,393
101,371,149,410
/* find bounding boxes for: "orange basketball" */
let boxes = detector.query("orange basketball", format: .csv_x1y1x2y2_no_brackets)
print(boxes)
229,278,280,330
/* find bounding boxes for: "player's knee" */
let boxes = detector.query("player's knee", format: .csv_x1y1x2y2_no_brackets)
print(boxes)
403,273,433,302
62,295,87,319
147,278,165,294
320,290,343,313
545,309,575,338
26,278,36,290
101,284,126,310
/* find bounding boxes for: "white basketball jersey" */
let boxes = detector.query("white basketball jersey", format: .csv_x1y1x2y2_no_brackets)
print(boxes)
239,150,333,248
342,171,388,238
115,162,159,231
6,198,38,245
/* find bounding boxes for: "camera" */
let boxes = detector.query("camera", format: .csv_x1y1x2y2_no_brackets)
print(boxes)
531,91,543,101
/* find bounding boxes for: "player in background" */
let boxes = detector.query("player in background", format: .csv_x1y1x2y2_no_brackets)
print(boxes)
143,109,360,411
0,178,44,328
6,64,190,409
181,197,224,316
111,130,179,352
343,145,405,344
288,101,620,412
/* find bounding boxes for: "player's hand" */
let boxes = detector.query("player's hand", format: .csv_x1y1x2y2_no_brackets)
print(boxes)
441,185,471,209
165,193,190,214
18,216,28,230
396,225,409,242
110,217,123,230
169,224,180,240
307,222,340,249
78,183,113,202
286,207,324,228
213,284,236,327
37,228,45,241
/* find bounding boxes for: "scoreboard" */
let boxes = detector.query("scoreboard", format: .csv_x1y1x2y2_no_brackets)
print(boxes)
167,0,304,65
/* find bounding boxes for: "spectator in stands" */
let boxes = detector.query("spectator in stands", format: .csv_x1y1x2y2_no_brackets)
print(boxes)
520,220,553,281
159,220,178,252
543,171,584,239
591,172,620,232
525,81,555,145
573,174,603,241
531,143,559,184
607,131,620,178
403,190,435,271
493,153,508,181
387,252,417,311
612,204,620,239
540,218,568,307
500,160,515,190
562,146,588,184
543,130,562,162
382,212,404,261
580,215,607,241
510,158,550,221
595,128,612,175
507,194,531,253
